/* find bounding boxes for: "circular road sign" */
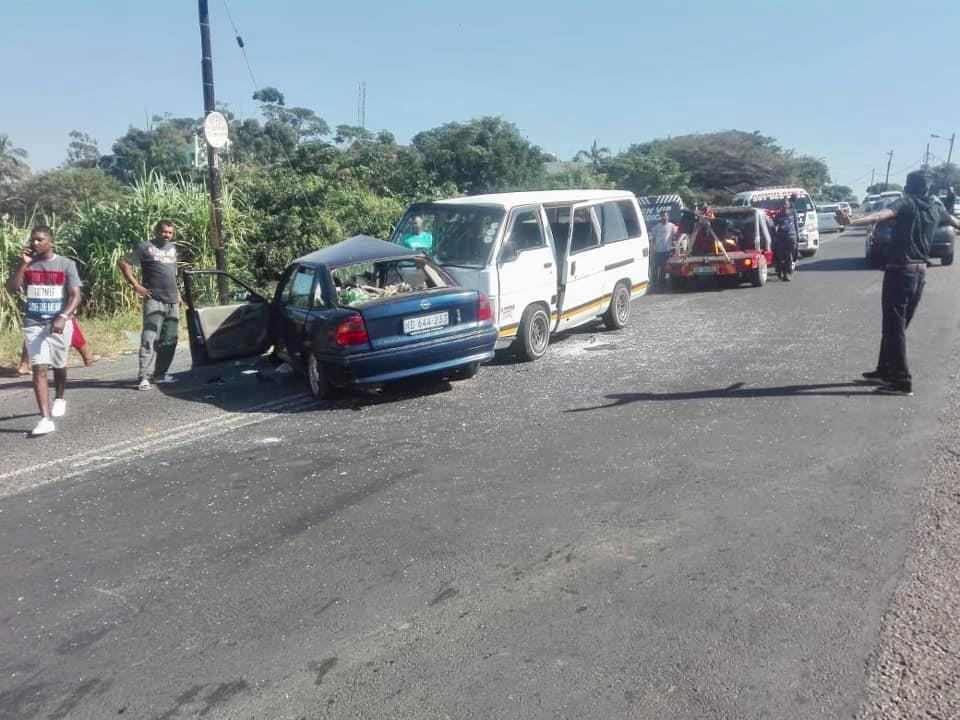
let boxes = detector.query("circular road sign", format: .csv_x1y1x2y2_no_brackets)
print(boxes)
203,111,229,149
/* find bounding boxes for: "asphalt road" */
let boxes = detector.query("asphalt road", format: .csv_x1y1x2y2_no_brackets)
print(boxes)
2,227,958,720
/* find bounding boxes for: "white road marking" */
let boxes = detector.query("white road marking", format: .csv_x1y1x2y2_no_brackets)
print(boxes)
0,394,315,498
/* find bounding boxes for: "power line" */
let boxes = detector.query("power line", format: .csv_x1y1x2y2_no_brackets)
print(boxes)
219,0,315,212
221,0,258,88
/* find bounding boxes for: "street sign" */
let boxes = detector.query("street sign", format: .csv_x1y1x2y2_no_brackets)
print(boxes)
202,111,229,149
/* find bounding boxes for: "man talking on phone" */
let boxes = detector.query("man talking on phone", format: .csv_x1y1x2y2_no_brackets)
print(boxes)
6,225,83,436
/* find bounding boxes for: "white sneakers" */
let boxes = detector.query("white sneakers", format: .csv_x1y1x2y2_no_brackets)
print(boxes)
30,399,65,436
31,417,55,436
139,374,175,390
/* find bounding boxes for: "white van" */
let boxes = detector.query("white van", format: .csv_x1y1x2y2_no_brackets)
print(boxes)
389,190,650,360
731,187,821,257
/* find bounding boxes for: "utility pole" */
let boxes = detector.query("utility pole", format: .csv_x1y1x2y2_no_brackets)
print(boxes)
198,0,228,301
884,151,894,191
870,168,875,191
925,143,931,168
949,132,955,166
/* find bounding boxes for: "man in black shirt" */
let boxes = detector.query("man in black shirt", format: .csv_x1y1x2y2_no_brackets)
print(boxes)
837,171,960,395
118,220,180,390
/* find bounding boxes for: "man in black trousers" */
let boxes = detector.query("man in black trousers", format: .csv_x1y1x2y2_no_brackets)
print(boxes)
837,170,960,395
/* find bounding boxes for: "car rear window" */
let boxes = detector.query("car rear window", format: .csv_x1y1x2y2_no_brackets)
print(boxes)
332,258,451,307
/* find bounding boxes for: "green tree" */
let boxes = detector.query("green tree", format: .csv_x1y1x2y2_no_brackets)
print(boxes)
253,87,329,143
15,167,123,222
101,119,194,182
412,116,548,194
537,163,612,190
574,140,611,173
66,130,101,168
0,133,29,187
334,125,375,145
605,144,690,198
648,131,834,202
789,156,830,196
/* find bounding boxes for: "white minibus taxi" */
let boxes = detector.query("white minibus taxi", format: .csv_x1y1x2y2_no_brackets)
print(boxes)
731,187,821,257
390,190,650,360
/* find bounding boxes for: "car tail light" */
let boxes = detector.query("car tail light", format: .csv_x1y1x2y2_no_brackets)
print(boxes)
744,258,753,267
335,315,368,346
477,292,492,322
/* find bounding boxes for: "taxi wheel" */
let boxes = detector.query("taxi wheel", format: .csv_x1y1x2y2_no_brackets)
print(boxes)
603,283,631,330
516,305,550,362
307,353,332,401
943,254,954,266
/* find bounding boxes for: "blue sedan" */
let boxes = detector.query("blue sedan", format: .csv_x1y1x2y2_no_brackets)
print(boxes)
184,236,498,399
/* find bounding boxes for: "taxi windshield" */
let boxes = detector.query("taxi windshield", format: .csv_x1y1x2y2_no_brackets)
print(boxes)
390,204,505,269
752,196,814,212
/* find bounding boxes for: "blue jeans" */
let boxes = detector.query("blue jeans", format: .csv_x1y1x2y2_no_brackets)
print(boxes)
140,299,179,380
877,267,925,383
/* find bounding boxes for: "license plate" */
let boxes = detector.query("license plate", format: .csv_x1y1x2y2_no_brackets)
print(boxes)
693,266,717,275
403,311,449,334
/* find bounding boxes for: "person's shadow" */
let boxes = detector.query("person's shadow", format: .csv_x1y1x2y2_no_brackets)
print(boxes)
567,381,874,413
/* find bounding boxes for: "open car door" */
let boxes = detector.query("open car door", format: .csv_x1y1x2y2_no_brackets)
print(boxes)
183,270,272,366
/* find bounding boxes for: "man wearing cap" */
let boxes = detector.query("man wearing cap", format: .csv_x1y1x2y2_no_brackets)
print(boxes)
837,170,960,395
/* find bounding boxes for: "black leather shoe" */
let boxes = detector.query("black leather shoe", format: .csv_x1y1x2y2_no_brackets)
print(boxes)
874,382,913,396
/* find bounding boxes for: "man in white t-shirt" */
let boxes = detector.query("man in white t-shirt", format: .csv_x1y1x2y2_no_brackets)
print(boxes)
649,211,678,290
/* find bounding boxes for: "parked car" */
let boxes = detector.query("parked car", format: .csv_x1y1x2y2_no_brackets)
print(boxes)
183,235,499,399
816,203,845,233
731,187,820,257
864,196,954,267
390,190,650,361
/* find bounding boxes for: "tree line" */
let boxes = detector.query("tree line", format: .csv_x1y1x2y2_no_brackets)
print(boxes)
4,86,950,330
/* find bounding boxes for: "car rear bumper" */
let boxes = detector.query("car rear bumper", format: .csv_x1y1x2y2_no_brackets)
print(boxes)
336,328,498,385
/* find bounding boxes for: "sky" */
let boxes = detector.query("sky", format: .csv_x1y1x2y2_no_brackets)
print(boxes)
3,0,959,196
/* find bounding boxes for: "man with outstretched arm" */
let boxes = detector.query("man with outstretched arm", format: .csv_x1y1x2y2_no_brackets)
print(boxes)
6,225,83,436
836,170,960,395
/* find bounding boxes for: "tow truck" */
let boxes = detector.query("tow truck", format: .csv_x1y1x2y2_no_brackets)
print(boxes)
665,206,773,291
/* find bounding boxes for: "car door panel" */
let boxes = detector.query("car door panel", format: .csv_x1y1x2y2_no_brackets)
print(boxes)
184,270,271,365
557,203,605,330
495,206,556,339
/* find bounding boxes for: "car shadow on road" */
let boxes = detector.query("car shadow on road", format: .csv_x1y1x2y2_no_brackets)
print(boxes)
151,360,458,414
567,381,875,413
798,257,873,272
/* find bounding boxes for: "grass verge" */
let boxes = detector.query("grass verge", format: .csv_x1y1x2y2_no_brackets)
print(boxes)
0,310,188,371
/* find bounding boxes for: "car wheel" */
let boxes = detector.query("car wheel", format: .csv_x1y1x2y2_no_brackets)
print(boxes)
452,362,480,380
800,249,816,258
602,283,631,330
307,353,332,400
516,305,550,362
669,276,687,292
943,254,954,266
750,256,768,287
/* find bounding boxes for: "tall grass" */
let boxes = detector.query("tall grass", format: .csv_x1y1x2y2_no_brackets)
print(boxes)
68,171,252,315
1,171,251,332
